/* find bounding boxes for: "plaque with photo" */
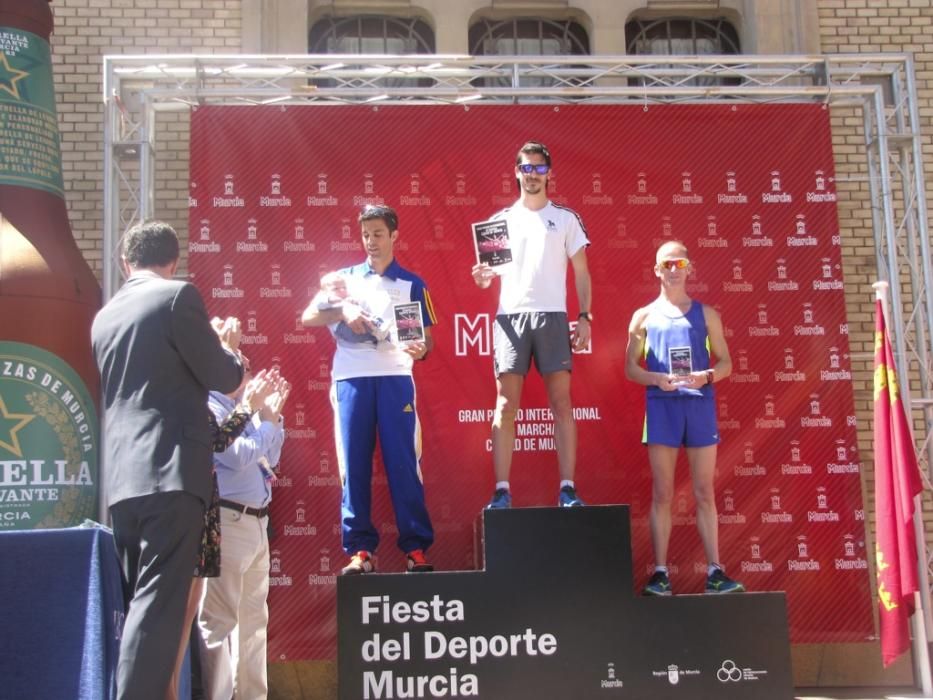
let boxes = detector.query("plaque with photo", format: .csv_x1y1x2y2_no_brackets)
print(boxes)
393,302,425,344
472,218,512,268
669,346,693,385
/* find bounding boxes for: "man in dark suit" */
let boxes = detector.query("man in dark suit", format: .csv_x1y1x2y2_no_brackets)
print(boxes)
92,221,244,700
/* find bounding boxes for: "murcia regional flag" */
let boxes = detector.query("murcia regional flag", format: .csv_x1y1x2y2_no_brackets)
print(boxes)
873,299,924,667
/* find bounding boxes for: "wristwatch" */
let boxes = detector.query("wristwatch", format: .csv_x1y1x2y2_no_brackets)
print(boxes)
578,311,593,323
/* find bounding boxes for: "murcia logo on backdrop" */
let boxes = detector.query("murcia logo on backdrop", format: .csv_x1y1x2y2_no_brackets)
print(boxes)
822,346,852,382
309,173,338,206
269,549,293,587
719,488,745,526
0,342,99,530
769,257,798,292
729,349,759,384
673,171,702,205
742,536,773,573
213,264,244,299
827,438,860,475
761,487,792,524
755,393,786,430
425,220,454,252
629,172,658,205
609,218,637,250
807,169,837,202
401,173,431,206
723,257,752,292
238,218,268,253
189,219,220,254
735,441,766,477
836,534,868,571
789,535,821,572
788,213,817,247
775,347,805,383
795,303,825,337
240,310,268,346
749,303,779,337
447,173,477,206
261,173,291,207
700,215,728,250
762,170,792,203
260,264,291,299
285,218,315,253
782,440,813,475
718,397,740,431
813,257,844,291
743,213,773,248
214,174,244,207
719,170,748,204
583,173,612,205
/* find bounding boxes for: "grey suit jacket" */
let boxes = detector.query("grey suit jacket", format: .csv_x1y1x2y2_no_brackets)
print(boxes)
92,270,244,508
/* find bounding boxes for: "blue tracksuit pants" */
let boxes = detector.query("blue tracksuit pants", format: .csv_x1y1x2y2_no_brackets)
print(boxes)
332,375,434,555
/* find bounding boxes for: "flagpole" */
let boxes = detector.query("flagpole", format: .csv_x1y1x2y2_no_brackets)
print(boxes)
875,280,933,696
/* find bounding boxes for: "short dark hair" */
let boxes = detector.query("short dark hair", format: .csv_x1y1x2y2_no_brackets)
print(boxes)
122,221,180,268
515,141,552,167
358,204,399,232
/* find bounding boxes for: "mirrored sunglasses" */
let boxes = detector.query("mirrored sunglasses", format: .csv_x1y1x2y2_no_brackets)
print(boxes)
518,163,550,175
659,259,690,271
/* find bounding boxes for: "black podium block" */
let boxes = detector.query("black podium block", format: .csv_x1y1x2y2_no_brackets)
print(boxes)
338,505,793,699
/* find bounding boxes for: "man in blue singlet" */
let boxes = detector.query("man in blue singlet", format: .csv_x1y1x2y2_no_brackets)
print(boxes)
625,240,744,596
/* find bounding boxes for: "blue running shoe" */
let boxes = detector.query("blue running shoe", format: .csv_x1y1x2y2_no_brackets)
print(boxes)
558,485,584,507
486,488,512,509
642,570,672,596
705,568,745,594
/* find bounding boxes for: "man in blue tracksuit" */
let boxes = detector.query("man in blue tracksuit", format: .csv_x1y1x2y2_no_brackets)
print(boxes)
302,204,437,575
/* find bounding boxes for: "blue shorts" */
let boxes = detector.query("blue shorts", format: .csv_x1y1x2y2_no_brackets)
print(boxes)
643,395,719,448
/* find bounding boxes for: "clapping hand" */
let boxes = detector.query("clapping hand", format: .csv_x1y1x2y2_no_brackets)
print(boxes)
260,374,291,423
242,369,276,413
212,316,242,351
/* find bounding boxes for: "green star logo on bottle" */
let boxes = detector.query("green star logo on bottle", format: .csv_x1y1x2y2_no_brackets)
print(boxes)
0,342,99,529
0,52,28,100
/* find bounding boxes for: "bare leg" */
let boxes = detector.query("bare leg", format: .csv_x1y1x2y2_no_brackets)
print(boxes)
491,373,524,483
686,444,719,565
647,444,679,567
166,577,204,700
543,370,575,481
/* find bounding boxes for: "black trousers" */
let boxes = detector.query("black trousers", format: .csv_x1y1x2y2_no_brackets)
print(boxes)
111,491,203,700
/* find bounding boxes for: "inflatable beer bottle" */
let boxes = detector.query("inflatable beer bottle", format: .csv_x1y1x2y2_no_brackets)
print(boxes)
0,0,101,529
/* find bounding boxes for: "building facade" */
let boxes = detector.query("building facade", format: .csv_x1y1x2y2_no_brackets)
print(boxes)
46,0,933,694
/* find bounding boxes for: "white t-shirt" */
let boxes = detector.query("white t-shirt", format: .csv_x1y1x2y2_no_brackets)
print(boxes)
491,201,589,315
322,260,435,381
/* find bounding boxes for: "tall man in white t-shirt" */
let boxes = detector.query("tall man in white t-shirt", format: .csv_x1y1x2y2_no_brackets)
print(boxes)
471,141,592,509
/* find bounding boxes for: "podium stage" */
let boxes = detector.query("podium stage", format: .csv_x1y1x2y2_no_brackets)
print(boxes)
338,505,793,699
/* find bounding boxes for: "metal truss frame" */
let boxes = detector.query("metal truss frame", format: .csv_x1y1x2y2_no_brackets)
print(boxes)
100,52,933,636
102,52,933,454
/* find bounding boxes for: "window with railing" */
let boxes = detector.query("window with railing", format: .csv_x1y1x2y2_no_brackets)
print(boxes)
625,17,740,86
308,15,436,87
469,18,590,88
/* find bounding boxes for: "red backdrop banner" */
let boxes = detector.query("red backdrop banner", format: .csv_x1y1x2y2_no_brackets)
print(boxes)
189,103,873,660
